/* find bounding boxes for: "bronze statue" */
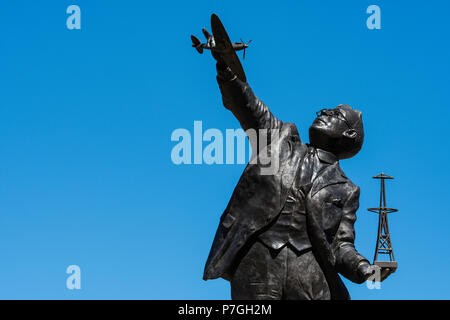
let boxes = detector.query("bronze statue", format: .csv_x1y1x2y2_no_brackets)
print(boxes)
194,14,392,300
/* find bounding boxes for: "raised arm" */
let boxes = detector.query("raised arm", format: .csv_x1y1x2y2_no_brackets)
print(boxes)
216,62,282,132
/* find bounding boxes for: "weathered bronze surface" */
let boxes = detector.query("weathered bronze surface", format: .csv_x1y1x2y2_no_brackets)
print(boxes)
193,14,392,300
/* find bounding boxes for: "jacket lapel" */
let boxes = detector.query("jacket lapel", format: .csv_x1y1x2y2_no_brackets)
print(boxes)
310,163,348,198
280,126,306,204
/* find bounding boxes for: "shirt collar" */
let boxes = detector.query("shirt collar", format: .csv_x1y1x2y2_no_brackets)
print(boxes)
316,148,338,164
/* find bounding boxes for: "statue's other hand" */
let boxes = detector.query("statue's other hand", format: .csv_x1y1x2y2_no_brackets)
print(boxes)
358,261,394,283
380,267,394,282
357,261,373,282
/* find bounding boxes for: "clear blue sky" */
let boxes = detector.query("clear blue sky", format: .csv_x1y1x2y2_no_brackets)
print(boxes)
1,0,449,299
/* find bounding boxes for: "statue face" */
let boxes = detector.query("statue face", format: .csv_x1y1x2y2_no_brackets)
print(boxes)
310,108,350,139
309,107,358,157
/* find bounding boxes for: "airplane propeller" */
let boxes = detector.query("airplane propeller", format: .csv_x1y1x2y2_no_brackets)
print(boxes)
240,38,253,60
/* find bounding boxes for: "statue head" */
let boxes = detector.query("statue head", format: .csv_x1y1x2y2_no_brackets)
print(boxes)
309,104,364,160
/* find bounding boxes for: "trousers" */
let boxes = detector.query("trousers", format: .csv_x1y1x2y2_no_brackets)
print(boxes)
230,240,330,300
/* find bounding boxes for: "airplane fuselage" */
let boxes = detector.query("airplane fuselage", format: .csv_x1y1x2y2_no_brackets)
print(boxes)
200,43,248,51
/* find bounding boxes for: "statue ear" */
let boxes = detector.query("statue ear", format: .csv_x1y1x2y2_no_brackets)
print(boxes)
343,128,357,140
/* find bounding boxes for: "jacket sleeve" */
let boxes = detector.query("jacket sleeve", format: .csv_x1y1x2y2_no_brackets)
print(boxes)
332,186,370,284
216,63,282,132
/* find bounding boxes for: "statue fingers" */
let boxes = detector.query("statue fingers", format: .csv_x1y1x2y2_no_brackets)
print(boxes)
202,28,212,40
380,268,392,282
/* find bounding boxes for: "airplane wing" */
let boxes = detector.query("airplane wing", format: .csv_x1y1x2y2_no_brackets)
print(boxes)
211,14,247,83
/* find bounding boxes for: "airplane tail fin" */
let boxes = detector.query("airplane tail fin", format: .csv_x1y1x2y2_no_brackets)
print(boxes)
191,35,203,54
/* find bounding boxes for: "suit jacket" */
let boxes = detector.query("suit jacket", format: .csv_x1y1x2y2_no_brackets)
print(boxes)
203,74,368,299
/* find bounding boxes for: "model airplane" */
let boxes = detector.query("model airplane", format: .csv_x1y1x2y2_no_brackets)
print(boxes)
191,14,249,82
191,29,252,59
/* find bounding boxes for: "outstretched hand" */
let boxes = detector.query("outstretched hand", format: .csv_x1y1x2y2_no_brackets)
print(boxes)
216,62,236,82
201,28,222,63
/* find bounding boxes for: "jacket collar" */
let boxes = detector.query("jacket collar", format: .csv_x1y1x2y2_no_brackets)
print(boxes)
310,162,348,197
316,148,338,165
